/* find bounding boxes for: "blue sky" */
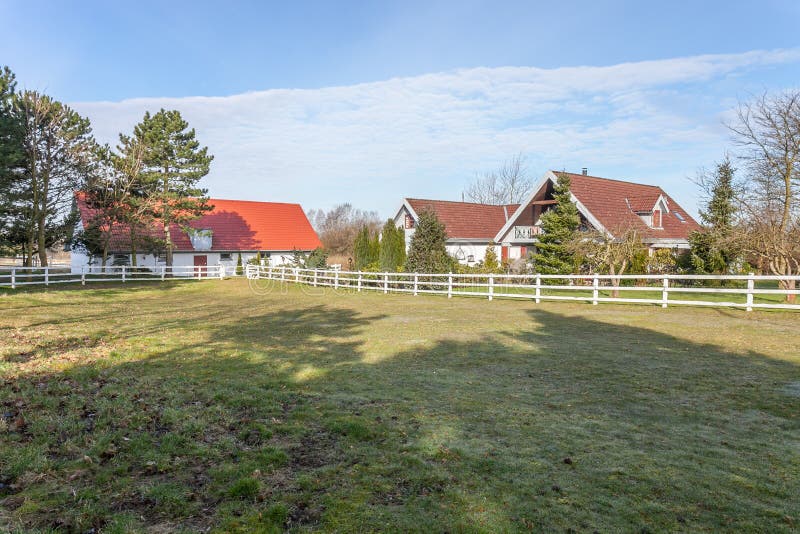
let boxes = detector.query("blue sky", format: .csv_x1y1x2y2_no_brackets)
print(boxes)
2,0,800,217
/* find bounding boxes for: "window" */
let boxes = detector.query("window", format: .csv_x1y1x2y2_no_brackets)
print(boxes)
220,253,233,261
111,254,130,266
652,209,662,228
405,214,415,229
467,255,475,263
674,211,686,222
455,247,466,261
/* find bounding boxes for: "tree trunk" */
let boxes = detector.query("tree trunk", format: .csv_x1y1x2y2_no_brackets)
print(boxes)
164,222,173,267
37,210,48,267
782,278,796,304
610,266,620,298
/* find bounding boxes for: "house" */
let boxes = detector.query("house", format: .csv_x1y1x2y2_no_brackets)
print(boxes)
71,196,322,273
394,170,701,265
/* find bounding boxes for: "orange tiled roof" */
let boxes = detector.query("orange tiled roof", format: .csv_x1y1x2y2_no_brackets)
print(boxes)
75,194,321,252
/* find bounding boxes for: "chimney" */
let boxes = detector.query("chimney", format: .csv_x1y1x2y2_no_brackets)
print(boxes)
581,167,588,176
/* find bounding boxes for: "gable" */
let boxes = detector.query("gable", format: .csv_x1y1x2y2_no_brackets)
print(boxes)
496,171,701,242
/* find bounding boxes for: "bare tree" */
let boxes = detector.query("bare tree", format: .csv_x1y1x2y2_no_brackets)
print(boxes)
728,91,800,302
465,153,533,204
569,224,646,298
306,203,381,256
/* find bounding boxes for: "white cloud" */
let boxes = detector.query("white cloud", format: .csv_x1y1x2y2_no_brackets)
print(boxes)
72,48,800,217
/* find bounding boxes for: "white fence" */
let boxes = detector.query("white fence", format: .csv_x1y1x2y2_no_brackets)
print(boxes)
247,265,800,312
0,265,226,289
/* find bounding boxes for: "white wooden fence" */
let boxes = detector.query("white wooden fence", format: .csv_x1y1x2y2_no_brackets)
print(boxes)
0,265,226,289
246,265,800,312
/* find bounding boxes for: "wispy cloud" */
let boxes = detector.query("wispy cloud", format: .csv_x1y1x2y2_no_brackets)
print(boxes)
73,49,800,216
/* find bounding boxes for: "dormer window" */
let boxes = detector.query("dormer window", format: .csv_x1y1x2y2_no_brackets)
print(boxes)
652,209,662,228
404,214,415,229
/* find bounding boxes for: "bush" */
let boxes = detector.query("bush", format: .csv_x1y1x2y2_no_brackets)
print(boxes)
305,247,328,269
235,253,243,275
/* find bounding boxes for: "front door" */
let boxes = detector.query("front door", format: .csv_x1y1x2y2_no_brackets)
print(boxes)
193,255,208,277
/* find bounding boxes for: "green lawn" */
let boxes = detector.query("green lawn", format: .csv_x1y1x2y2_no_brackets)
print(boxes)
1,279,799,532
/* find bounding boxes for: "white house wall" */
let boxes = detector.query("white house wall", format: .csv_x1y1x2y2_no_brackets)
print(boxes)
71,249,307,274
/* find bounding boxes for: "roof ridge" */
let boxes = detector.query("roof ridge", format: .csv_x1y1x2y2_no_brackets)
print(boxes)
406,197,517,208
553,171,663,190
209,198,302,206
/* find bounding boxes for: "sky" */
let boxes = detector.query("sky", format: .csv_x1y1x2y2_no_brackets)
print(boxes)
2,0,800,218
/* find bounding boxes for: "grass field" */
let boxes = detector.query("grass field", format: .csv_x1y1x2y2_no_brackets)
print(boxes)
1,279,799,532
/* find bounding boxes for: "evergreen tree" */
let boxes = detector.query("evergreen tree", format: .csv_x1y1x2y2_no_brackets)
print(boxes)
482,242,500,272
353,225,378,270
0,66,24,255
235,252,243,275
405,210,452,273
379,219,406,271
530,173,580,274
689,158,740,274
133,109,213,266
13,91,97,266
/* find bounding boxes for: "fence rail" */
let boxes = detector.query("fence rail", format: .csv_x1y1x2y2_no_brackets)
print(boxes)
0,265,226,289
246,265,800,311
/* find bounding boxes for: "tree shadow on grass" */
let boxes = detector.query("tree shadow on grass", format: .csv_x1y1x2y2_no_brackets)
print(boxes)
1,301,798,532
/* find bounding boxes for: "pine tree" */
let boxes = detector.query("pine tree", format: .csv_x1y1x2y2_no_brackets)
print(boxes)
379,219,406,271
405,210,452,273
133,109,213,267
689,158,740,274
530,173,580,274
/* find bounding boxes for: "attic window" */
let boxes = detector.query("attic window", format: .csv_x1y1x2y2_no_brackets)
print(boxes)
187,228,213,251
674,211,686,222
404,214,415,229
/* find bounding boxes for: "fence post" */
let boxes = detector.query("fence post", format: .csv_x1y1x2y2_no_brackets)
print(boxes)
313,269,318,287
45,267,49,286
81,267,85,286
746,273,754,312
161,265,166,281
281,266,286,282
662,277,669,308
335,270,339,289
447,272,453,298
11,268,15,289
384,273,389,294
535,274,541,303
357,271,362,292
122,266,126,283
413,273,418,296
488,274,494,301
219,265,225,279
592,274,599,305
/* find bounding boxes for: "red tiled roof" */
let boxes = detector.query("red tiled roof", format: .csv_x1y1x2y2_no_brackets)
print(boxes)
556,172,701,240
75,195,321,252
406,198,519,239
